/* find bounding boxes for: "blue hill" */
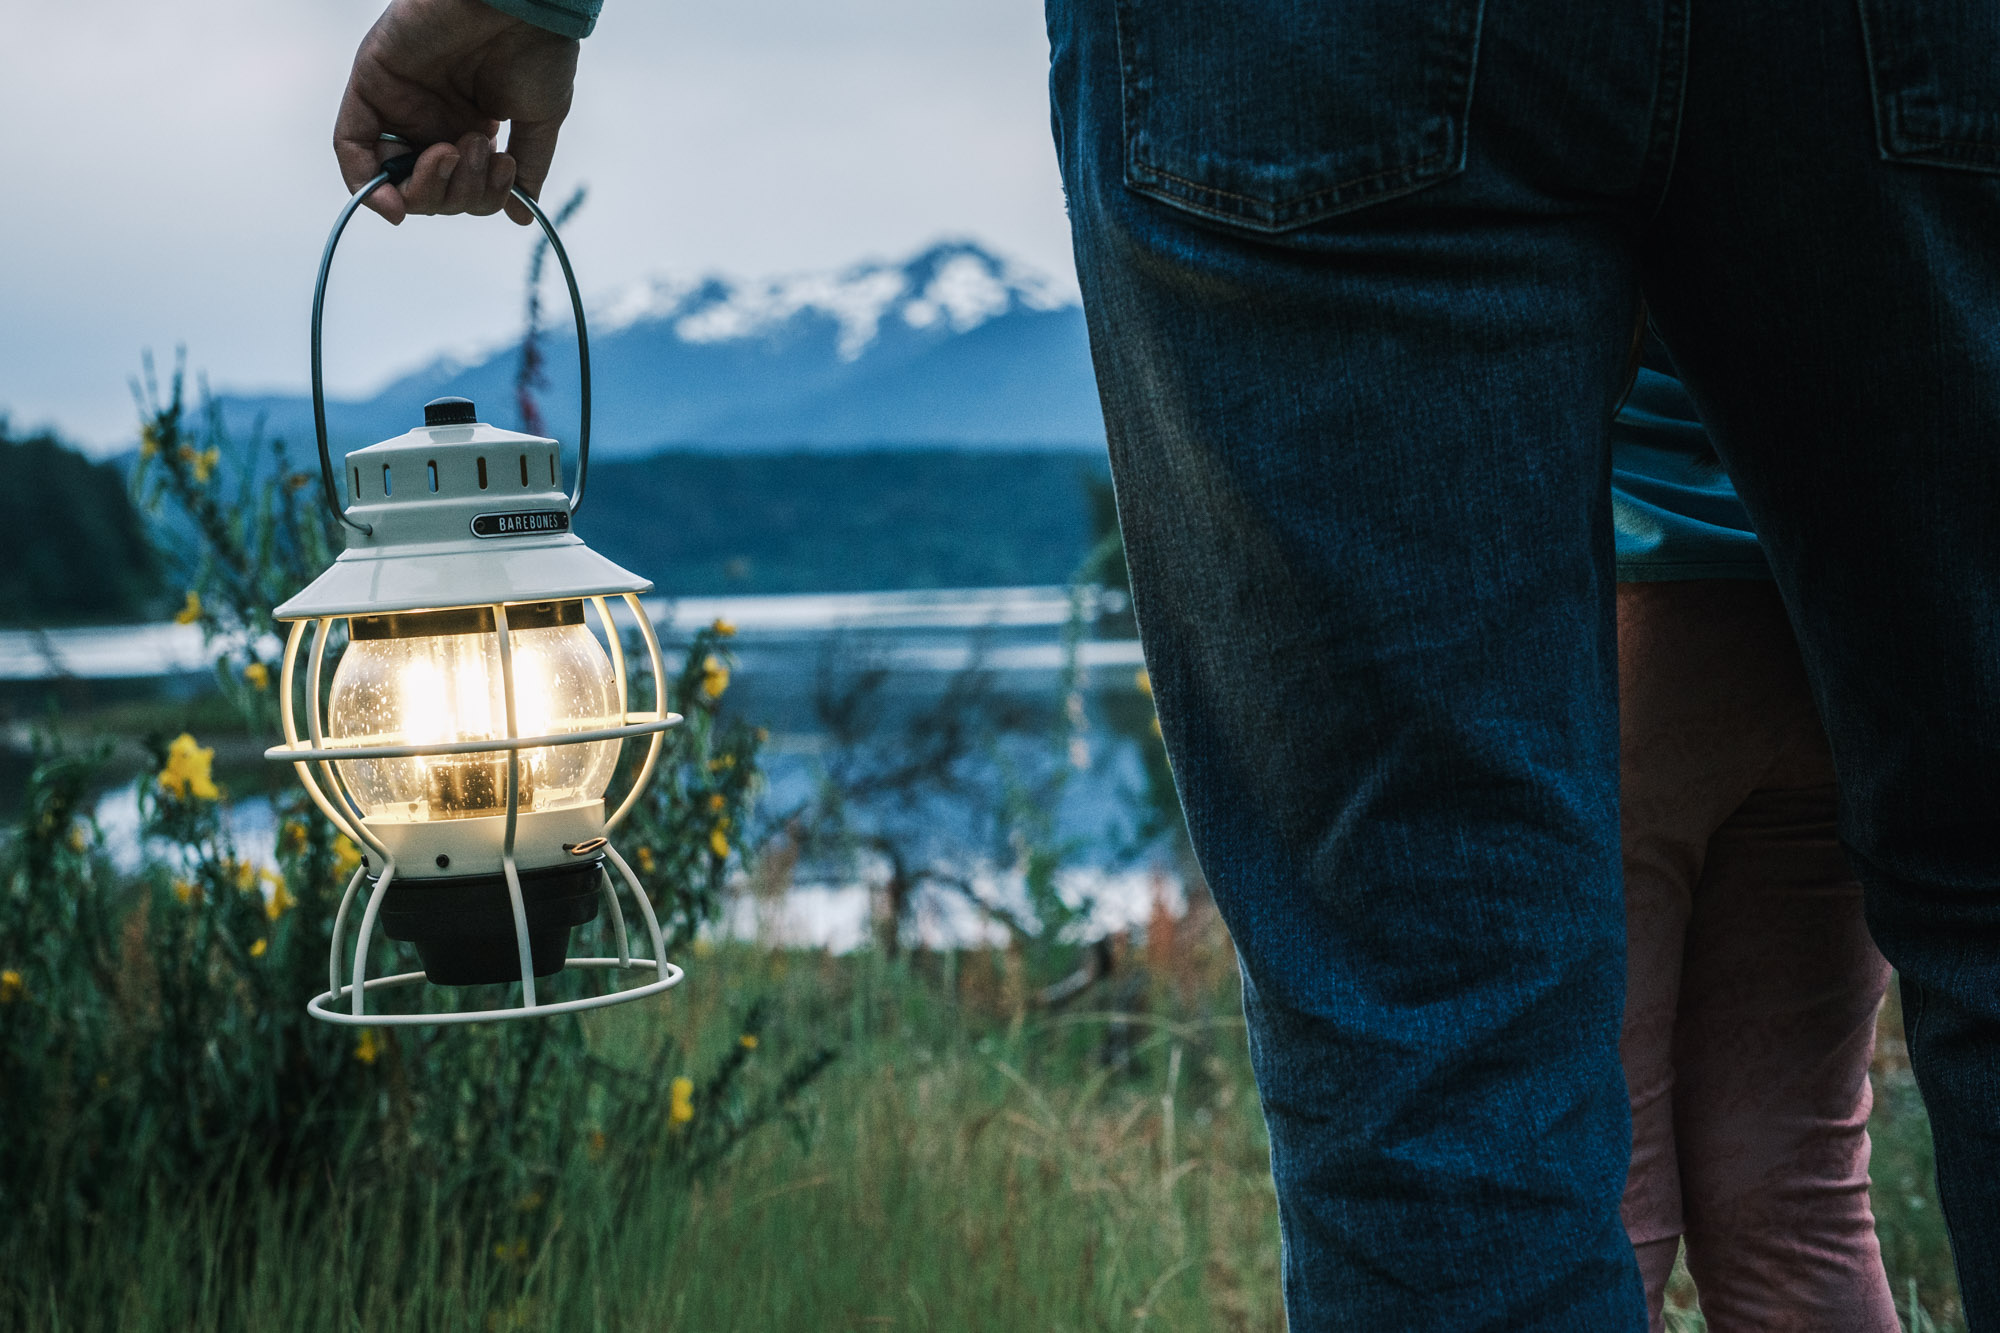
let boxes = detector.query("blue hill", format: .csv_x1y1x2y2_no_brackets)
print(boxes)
215,241,1106,459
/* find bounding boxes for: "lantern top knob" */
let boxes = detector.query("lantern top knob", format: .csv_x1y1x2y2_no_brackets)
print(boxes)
424,396,478,427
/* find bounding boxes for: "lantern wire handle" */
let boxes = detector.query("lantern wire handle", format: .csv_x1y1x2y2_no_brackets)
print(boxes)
311,132,594,539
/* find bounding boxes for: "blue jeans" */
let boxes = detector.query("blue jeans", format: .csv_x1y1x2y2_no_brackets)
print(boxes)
1046,0,2000,1326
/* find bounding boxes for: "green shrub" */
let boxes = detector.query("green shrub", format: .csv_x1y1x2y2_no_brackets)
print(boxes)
0,367,832,1306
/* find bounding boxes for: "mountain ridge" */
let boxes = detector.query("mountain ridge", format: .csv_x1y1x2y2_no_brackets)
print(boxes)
214,240,1106,459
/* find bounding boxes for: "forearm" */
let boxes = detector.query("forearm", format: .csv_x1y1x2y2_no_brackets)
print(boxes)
480,0,600,39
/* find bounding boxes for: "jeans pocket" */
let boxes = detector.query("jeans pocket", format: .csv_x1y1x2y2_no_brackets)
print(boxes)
1114,0,1485,233
1859,0,2000,172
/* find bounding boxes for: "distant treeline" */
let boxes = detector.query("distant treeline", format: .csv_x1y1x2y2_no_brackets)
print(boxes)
0,423,158,626
1,437,1111,625
580,448,1113,595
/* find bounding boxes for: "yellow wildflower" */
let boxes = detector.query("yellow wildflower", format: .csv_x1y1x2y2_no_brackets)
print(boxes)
174,590,202,625
634,845,655,875
332,834,363,881
172,879,198,904
176,443,219,483
707,754,736,772
138,425,161,459
1135,669,1152,696
669,1076,694,1125
711,617,737,638
66,825,86,853
699,654,730,699
709,824,730,860
706,792,726,813
280,820,308,854
264,873,294,921
354,1030,379,1065
249,938,268,959
232,859,257,892
738,1033,758,1050
157,733,220,801
0,969,22,1004
243,661,270,691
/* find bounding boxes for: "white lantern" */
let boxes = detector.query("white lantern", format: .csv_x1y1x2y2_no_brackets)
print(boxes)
268,141,684,1025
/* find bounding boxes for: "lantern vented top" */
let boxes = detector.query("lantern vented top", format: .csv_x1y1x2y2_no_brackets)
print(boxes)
424,396,477,427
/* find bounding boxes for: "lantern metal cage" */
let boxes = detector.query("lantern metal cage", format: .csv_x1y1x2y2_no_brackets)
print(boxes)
266,134,688,1026
269,595,683,1026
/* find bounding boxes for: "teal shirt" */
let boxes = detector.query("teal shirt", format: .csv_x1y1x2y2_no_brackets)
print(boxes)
1612,368,1770,583
482,0,600,38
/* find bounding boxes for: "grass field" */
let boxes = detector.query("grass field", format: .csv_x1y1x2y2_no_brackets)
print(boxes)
2,913,1966,1331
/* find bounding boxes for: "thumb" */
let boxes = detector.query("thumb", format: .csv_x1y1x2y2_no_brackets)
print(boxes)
334,96,410,224
502,117,564,226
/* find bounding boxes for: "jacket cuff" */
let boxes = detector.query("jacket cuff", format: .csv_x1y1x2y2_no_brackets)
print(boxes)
480,0,600,39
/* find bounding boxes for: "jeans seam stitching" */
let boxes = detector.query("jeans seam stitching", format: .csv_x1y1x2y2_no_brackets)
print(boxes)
1853,0,1897,163
1637,0,1690,222
1129,151,1456,209
1113,0,1483,226
1855,0,2000,164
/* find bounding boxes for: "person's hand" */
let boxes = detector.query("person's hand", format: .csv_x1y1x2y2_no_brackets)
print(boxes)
333,0,579,225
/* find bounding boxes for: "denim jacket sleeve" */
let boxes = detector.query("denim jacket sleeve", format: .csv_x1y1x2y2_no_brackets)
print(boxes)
481,0,600,39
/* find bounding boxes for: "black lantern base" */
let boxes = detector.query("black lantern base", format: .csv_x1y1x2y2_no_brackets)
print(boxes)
379,857,604,987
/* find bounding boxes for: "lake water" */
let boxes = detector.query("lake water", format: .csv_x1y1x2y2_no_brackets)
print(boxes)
60,586,1176,951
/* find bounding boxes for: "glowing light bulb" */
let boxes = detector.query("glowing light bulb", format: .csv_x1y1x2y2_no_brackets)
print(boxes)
328,601,621,822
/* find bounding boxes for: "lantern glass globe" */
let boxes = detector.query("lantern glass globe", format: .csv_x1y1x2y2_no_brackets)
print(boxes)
327,605,623,822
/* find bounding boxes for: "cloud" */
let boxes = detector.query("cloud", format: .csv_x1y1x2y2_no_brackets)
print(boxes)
0,0,1071,451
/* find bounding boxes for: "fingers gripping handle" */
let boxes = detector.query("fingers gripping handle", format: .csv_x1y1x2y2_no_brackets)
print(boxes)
311,135,594,537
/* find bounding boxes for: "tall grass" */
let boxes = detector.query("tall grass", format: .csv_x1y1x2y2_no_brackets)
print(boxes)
4,928,1283,1333
3,925,1965,1332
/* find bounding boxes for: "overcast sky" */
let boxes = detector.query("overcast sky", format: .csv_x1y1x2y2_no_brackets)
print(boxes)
0,0,1072,451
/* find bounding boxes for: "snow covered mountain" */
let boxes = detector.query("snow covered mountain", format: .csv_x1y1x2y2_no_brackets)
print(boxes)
217,241,1106,458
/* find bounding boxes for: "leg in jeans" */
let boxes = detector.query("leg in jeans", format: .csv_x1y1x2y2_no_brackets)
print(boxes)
1640,3,2000,1318
1617,581,1896,1332
1046,0,1673,1322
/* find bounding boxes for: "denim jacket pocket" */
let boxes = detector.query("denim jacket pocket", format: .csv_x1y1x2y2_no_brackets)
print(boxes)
1859,0,2000,172
1114,0,1485,233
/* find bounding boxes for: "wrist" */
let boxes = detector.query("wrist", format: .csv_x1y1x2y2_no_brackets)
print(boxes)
475,0,600,39
375,0,539,50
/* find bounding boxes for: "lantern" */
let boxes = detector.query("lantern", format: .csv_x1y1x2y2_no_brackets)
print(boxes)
268,138,684,1025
